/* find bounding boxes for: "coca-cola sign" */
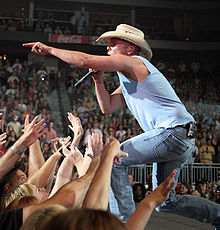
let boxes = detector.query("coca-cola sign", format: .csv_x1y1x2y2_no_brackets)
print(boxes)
91,36,108,46
50,34,89,44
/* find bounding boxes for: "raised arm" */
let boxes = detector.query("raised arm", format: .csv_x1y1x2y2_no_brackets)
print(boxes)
83,137,127,210
27,150,62,188
22,42,144,114
0,116,46,179
126,169,177,230
67,112,83,147
22,42,137,72
28,139,45,178
49,157,74,198
0,133,7,149
22,115,45,178
28,136,71,188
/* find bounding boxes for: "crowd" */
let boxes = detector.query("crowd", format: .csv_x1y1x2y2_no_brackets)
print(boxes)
0,7,217,42
0,9,87,35
0,57,56,161
130,175,220,205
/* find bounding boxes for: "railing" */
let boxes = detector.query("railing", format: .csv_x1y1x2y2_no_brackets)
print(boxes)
127,163,220,186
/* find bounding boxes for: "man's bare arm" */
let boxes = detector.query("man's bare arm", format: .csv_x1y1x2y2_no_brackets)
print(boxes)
22,42,140,73
93,71,126,114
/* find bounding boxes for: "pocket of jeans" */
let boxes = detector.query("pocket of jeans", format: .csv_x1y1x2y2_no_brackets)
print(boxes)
155,133,189,160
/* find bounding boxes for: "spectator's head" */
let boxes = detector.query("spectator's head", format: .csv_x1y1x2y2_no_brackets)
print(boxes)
132,183,146,203
20,204,66,230
7,125,14,133
1,195,38,213
179,182,192,195
116,124,122,130
0,162,27,198
127,128,132,135
206,138,212,146
43,142,50,154
200,137,206,146
9,130,16,138
49,121,54,129
195,180,207,194
40,208,126,230
108,128,114,137
93,122,99,129
1,183,47,211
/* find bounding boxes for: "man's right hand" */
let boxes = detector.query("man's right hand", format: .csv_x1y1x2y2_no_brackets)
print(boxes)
91,70,104,84
23,42,50,55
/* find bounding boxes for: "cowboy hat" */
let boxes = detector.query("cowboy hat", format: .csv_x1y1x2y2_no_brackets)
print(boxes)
96,24,152,60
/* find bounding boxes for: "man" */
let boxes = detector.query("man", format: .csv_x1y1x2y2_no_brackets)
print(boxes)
0,162,27,199
23,24,220,228
6,115,22,138
45,121,57,142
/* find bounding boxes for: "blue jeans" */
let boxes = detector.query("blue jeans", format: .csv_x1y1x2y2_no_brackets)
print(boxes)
110,126,220,228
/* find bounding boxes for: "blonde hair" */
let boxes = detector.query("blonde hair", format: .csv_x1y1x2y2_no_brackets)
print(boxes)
20,204,67,230
40,208,127,230
2,196,38,212
1,183,34,211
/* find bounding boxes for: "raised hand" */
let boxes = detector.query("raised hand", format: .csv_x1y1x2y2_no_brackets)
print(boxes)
63,145,83,165
0,133,7,147
23,42,50,55
67,112,83,137
63,144,84,176
147,169,177,207
91,70,104,84
51,136,71,156
88,133,103,158
0,113,5,130
104,137,128,166
19,116,47,148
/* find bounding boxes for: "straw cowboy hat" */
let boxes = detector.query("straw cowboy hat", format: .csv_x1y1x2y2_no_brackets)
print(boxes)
96,24,152,60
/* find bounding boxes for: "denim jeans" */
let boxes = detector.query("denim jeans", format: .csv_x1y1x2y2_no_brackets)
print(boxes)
110,126,220,228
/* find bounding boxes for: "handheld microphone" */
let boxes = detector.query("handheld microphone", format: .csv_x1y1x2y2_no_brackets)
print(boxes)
74,71,95,87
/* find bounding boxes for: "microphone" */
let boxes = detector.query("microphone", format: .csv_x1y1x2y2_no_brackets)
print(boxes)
74,71,95,87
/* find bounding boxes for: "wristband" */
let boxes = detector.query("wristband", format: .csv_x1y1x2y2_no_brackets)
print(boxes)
72,143,79,148
11,145,23,156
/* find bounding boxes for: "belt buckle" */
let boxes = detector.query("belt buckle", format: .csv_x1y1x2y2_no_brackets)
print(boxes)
186,123,197,138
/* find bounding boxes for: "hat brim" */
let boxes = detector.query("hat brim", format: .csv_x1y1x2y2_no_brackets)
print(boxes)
96,31,152,61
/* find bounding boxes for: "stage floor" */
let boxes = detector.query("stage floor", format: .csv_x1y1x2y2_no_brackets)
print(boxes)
145,210,214,230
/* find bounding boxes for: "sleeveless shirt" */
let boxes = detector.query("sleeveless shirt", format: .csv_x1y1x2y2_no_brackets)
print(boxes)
118,55,195,132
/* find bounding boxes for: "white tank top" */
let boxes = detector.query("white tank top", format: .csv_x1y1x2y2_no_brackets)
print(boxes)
117,55,195,132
